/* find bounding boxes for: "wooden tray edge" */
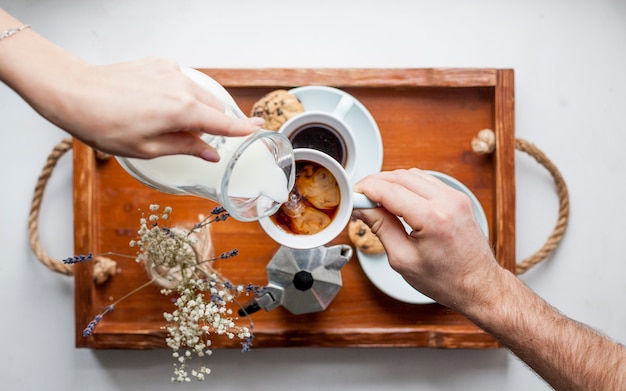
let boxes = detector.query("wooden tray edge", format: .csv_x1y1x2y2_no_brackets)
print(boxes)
73,140,97,347
494,69,516,270
202,68,502,88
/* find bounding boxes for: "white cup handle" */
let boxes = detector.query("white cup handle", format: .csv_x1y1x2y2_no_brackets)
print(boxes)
353,192,378,209
332,95,354,120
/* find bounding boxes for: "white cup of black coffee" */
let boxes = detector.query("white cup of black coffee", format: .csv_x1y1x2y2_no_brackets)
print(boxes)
279,110,357,180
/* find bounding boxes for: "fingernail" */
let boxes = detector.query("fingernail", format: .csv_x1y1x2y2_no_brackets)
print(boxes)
249,116,265,127
200,149,220,162
351,210,365,221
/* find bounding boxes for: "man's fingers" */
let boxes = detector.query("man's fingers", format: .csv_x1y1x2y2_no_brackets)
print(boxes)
354,174,429,234
357,168,448,200
353,207,414,258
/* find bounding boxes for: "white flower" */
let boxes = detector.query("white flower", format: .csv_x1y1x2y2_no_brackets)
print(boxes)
125,205,253,382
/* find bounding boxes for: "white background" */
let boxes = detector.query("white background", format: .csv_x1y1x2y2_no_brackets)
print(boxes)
1,0,625,390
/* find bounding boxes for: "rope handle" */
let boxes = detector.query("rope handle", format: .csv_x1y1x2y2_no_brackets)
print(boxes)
28,138,75,276
28,138,115,281
30,132,569,277
472,129,570,275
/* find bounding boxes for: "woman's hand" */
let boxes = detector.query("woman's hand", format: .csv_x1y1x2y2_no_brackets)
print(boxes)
0,9,261,161
39,57,264,161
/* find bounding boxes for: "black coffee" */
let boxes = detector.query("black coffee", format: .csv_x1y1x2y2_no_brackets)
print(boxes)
290,124,346,166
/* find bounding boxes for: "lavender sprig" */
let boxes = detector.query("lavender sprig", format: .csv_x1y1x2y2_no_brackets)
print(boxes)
83,305,113,336
62,253,93,264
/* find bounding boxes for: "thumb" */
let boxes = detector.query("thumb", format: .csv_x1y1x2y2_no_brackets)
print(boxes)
352,207,413,255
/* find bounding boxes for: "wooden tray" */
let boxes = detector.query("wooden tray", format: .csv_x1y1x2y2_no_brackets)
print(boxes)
73,68,515,349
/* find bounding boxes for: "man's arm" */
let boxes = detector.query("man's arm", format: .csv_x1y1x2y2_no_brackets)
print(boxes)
464,265,626,390
354,168,626,390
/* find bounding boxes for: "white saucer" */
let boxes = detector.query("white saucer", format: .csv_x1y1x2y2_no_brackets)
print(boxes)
357,171,490,304
288,86,383,184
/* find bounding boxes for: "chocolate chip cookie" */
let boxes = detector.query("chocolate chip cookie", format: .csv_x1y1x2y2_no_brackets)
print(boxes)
250,89,305,131
348,218,385,254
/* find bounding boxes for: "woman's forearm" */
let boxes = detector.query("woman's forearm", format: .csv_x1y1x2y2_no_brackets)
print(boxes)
463,267,626,390
0,8,260,159
0,9,87,123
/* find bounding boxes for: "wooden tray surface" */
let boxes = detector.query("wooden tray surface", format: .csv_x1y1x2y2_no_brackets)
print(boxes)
73,68,515,349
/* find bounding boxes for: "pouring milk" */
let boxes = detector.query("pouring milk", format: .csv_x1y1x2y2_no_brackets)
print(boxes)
116,68,295,221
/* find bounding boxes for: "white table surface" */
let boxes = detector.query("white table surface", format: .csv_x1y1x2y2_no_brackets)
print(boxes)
2,1,625,390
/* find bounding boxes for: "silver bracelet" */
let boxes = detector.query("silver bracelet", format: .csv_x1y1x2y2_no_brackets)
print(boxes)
0,24,32,41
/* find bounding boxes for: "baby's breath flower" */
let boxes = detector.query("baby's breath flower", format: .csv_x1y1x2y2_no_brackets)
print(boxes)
241,327,255,352
74,204,254,382
162,274,254,382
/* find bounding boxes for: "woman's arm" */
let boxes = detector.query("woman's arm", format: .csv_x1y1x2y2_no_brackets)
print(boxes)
0,9,262,161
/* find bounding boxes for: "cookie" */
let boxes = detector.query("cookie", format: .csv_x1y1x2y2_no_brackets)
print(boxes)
250,89,305,131
348,218,385,254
